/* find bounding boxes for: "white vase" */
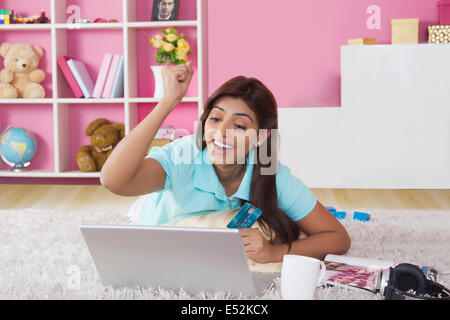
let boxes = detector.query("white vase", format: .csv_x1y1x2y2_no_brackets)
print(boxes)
150,65,165,99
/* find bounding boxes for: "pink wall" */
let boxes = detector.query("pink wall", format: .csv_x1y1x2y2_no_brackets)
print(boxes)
208,0,439,107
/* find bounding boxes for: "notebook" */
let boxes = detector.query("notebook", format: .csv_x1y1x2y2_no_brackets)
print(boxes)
67,58,95,98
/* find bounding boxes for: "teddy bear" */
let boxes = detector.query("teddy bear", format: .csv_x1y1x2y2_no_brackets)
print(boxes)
0,42,46,99
76,118,125,172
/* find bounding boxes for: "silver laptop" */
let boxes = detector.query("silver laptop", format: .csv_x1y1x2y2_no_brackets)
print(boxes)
80,225,278,296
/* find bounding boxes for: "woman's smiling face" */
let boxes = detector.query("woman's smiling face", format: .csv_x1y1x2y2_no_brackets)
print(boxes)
204,96,259,165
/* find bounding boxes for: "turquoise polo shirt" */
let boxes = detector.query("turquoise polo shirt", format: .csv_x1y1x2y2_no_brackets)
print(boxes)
140,134,317,226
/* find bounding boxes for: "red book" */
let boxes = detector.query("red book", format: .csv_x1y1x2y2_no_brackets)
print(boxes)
57,56,84,98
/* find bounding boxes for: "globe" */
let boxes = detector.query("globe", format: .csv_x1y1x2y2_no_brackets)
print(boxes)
0,126,37,172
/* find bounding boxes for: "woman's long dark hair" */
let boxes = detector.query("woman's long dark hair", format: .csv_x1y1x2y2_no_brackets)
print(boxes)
195,76,300,251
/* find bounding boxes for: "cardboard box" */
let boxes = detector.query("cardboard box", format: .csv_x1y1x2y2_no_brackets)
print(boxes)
428,25,450,43
438,0,450,25
391,18,419,44
348,38,377,45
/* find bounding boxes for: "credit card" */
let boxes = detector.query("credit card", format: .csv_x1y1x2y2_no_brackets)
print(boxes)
227,202,263,229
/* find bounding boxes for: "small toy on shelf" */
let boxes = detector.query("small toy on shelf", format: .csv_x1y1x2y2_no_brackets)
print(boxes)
37,10,49,23
12,9,50,24
0,42,46,99
0,9,11,24
93,18,119,23
76,118,125,172
94,18,107,23
0,126,38,172
70,18,118,24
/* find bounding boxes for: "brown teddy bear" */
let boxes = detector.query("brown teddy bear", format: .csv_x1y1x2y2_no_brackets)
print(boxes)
0,42,46,99
76,118,125,172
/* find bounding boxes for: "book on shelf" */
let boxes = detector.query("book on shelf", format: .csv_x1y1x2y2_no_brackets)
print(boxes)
92,53,113,98
57,56,84,98
102,54,121,98
323,254,436,294
110,55,124,98
67,59,95,98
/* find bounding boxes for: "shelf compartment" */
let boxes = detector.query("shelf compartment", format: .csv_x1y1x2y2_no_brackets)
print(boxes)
53,0,123,24
128,26,198,98
0,30,53,99
135,101,198,134
2,0,52,24
0,103,54,172
129,0,198,22
54,28,123,99
56,103,125,173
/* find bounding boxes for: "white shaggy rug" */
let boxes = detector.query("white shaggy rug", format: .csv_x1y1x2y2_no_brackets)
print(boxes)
0,207,449,300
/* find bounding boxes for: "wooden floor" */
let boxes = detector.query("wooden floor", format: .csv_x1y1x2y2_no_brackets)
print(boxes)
0,184,449,211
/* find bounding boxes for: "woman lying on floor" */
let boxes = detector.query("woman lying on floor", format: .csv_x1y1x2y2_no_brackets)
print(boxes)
100,61,351,263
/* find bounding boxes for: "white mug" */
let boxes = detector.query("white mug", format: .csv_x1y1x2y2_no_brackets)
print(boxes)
280,254,326,300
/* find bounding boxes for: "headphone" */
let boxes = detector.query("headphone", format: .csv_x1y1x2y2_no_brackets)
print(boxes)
383,263,450,300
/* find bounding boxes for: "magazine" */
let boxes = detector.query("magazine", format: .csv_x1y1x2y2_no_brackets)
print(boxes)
322,255,436,293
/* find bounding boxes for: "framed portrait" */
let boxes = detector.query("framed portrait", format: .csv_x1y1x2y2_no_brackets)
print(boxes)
151,0,180,21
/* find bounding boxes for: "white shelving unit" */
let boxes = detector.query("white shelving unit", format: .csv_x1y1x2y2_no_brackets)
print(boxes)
0,0,208,179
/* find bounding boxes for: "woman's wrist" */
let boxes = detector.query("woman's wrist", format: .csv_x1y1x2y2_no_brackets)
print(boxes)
269,243,289,263
160,96,182,109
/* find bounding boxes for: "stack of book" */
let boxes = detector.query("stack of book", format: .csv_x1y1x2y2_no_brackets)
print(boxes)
57,53,124,99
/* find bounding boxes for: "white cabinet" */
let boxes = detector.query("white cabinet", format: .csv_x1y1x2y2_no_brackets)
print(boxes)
279,44,450,189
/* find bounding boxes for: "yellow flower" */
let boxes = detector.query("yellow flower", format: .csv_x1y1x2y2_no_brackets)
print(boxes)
176,48,188,62
163,41,175,52
165,33,178,42
150,39,163,49
149,35,164,48
177,38,190,54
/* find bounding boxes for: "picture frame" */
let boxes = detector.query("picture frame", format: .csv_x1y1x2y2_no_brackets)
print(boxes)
151,0,180,21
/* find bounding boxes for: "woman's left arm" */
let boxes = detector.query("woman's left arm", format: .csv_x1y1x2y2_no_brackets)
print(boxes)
274,200,351,261
241,200,351,263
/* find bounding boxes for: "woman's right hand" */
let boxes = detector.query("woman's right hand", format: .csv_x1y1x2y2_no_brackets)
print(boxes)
161,61,195,109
